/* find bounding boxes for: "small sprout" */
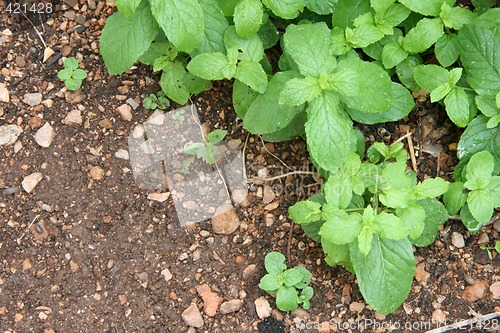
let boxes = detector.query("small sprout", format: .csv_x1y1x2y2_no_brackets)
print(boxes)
58,57,87,91
143,91,170,110
172,109,186,124
184,129,227,165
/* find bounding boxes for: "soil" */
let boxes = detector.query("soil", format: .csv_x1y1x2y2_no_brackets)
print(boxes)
0,1,499,333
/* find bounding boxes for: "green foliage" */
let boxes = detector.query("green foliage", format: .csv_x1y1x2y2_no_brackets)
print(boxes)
480,241,500,260
258,252,314,311
143,91,170,110
57,57,88,91
184,129,227,165
289,144,449,314
100,0,500,315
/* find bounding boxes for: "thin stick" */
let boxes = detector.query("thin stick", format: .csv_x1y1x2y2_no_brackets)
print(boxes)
247,170,318,183
425,311,500,333
17,214,40,243
406,131,418,172
258,135,292,170
390,131,413,147
20,11,47,49
242,133,250,181
436,151,441,176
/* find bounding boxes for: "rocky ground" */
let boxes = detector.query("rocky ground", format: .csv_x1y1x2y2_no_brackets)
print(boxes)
0,1,499,333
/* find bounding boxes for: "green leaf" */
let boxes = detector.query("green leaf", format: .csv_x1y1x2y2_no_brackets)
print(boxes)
306,0,337,15
443,181,468,215
64,57,78,70
283,268,305,287
207,129,227,143
57,68,73,81
294,266,311,286
139,42,172,65
496,241,500,253
217,0,239,16
489,176,500,207
323,171,353,209
435,34,460,67
444,87,476,128
373,212,407,240
276,286,299,311
396,54,423,91
440,2,476,30
324,68,360,96
357,226,374,255
430,83,452,103
184,72,210,94
300,286,314,300
411,198,448,247
476,95,499,118
149,0,203,53
458,25,500,98
458,115,500,173
350,236,415,314
259,273,283,291
224,26,264,62
381,42,408,69
265,252,287,274
283,23,337,77
321,237,352,270
234,0,263,38
347,82,413,124
333,0,371,28
280,77,321,106
403,18,444,54
232,80,259,119
412,177,449,200
465,150,494,190
398,0,443,16
258,13,280,49
116,0,142,16
191,0,229,56
72,69,87,80
160,62,190,104
64,78,83,91
346,25,385,48
414,64,449,93
337,57,393,113
320,207,362,244
244,71,303,134
396,203,426,239
288,200,322,224
375,3,411,28
262,0,305,19
100,1,159,75
468,189,494,224
235,60,268,94
379,187,412,208
187,52,229,80
305,92,352,171
330,27,350,56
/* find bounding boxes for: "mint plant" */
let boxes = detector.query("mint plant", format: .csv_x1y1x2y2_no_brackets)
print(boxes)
480,241,500,260
258,252,314,312
143,91,170,110
58,57,87,91
184,129,227,165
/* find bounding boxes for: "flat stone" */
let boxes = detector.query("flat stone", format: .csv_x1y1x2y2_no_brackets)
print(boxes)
219,299,243,314
242,264,257,280
116,104,132,121
89,166,104,180
196,284,223,317
23,93,42,106
349,301,365,313
0,124,22,146
0,83,9,102
147,192,170,203
451,232,465,248
432,308,446,323
126,97,139,110
254,296,272,320
462,280,488,302
34,123,55,148
211,204,240,235
114,149,129,160
181,303,204,328
22,172,43,193
63,0,78,7
63,109,82,126
65,90,85,103
490,281,500,299
262,185,275,204
415,262,430,284
160,268,172,282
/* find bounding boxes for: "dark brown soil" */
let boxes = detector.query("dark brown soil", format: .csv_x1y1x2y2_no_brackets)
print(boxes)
0,1,499,333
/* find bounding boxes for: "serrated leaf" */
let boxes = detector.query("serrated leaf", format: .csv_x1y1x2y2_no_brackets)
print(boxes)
475,95,499,118
443,181,468,215
414,64,449,93
283,268,304,287
100,1,159,74
224,26,264,62
262,0,305,19
379,187,412,208
149,0,204,53
465,151,494,190
430,83,452,102
396,54,423,91
235,60,268,94
412,177,449,200
350,236,415,314
333,0,371,28
116,0,142,16
234,0,263,38
375,3,411,27
371,0,395,13
373,212,408,240
357,226,374,255
403,18,444,53
396,203,426,239
468,189,494,223
258,13,279,49
306,0,337,15
458,25,500,98
346,25,385,48
330,26,350,56
216,0,239,16
321,237,352,269
347,82,413,124
280,77,321,106
244,71,303,134
323,171,353,209
232,80,259,119
288,200,322,224
489,176,500,208
411,198,448,247
325,67,360,96
300,285,314,300
305,92,352,171
337,57,393,113
440,2,476,30
160,62,190,104
382,42,408,69
259,273,282,291
184,72,210,94
191,0,229,56
320,207,362,244
460,203,483,232
398,0,443,16
187,52,229,80
207,129,227,143
283,23,337,77
435,34,460,67
276,286,299,311
444,87,476,127
265,252,287,274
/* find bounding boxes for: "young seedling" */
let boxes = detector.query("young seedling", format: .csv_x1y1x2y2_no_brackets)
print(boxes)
143,91,170,110
172,109,186,124
480,241,500,260
258,252,314,312
58,57,87,91
183,129,227,165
